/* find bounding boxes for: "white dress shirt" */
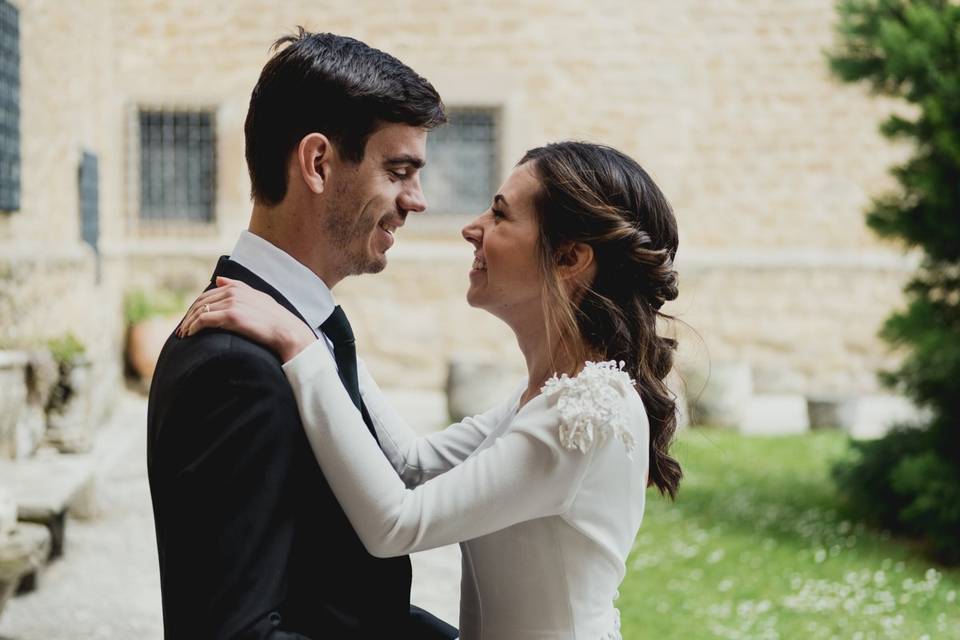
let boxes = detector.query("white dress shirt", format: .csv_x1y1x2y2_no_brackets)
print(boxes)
229,230,336,358
283,343,649,640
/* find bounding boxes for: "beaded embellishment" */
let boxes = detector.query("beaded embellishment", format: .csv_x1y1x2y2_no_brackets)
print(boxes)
541,361,636,456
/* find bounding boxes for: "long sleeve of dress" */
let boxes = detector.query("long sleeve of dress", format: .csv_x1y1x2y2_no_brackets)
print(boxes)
356,359,521,487
283,340,610,558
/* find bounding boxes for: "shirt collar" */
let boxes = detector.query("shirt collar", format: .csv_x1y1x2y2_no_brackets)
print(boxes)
229,230,335,333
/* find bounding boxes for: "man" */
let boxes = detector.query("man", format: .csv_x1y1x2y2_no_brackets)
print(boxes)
147,30,454,639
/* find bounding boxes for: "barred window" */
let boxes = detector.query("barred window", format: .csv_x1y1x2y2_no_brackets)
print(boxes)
138,109,216,223
422,108,499,215
0,0,20,212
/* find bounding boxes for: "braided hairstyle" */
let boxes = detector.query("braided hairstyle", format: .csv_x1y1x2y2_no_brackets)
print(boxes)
520,141,682,499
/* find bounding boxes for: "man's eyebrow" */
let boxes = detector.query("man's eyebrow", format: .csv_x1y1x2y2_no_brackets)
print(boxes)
384,154,425,169
494,194,509,208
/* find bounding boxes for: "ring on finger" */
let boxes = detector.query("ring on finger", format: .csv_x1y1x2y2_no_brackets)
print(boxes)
202,303,211,314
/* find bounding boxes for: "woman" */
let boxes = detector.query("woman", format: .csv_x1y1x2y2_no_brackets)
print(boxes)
179,141,682,639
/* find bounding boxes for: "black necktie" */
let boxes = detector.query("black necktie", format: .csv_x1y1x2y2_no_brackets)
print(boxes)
320,305,378,443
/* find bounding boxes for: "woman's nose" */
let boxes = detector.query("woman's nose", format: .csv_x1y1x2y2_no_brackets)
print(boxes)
461,214,484,248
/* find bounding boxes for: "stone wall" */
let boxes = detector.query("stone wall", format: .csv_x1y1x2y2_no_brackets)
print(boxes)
0,0,121,423
2,0,917,400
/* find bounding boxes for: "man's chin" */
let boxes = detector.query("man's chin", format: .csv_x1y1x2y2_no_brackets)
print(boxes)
362,255,387,275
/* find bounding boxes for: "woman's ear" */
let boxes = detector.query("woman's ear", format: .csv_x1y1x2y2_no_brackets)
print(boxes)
295,133,333,195
556,241,595,282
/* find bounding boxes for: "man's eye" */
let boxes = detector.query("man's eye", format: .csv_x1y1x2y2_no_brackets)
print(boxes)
391,169,409,179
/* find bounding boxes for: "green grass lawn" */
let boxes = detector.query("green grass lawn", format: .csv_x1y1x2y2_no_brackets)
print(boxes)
618,430,960,639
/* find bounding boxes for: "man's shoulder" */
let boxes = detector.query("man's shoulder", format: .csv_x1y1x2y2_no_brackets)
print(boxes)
153,329,286,391
147,329,301,449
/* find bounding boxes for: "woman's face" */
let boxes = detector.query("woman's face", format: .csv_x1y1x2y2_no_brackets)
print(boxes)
461,162,544,322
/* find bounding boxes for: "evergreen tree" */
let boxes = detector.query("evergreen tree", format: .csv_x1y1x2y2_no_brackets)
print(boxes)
828,0,960,562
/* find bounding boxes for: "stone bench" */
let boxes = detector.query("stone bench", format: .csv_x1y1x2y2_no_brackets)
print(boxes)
0,451,97,560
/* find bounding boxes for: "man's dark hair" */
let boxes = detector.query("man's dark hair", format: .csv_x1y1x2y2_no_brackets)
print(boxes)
244,29,446,205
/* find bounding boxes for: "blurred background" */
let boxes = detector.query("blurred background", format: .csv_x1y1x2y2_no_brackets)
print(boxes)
0,1,957,638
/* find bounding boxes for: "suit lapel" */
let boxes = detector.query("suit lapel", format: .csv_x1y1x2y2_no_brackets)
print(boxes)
212,256,382,445
210,255,313,331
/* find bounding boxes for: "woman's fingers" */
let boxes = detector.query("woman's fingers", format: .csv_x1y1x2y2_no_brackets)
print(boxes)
176,283,243,336
176,276,272,339
183,309,234,336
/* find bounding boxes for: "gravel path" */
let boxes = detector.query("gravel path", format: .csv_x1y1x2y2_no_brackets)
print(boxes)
0,393,461,639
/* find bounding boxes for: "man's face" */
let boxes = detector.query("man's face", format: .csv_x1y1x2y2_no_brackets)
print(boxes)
322,123,428,276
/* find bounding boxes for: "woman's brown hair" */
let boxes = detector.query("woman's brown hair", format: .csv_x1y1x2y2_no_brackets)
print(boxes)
521,141,682,499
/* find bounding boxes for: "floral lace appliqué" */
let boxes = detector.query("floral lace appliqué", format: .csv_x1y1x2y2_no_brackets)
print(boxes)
540,360,635,456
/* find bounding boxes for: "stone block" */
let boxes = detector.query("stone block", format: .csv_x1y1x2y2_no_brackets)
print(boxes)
0,523,51,613
446,357,524,422
15,405,46,460
0,488,16,539
686,361,753,427
841,394,926,440
807,396,845,430
0,352,29,460
739,394,810,436
44,359,94,454
25,349,58,409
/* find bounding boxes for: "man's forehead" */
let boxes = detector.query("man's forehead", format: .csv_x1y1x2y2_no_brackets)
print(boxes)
368,122,427,162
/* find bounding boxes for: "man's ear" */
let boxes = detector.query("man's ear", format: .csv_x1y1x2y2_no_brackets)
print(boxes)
296,133,333,195
556,241,595,282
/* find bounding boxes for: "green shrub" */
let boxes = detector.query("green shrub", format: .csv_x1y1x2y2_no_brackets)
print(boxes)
46,332,86,367
832,426,960,562
827,0,960,563
45,332,87,413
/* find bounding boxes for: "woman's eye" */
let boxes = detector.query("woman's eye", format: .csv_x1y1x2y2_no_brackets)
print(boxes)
491,208,506,221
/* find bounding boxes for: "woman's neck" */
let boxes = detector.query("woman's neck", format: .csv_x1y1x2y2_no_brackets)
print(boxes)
512,317,580,409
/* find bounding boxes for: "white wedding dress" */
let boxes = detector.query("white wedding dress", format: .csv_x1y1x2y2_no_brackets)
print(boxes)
283,342,650,640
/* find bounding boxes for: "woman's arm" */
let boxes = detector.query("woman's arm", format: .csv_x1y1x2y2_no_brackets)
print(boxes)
179,277,518,487
284,340,597,558
357,359,521,487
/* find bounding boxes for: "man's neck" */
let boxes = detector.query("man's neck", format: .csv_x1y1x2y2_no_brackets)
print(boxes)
249,203,343,289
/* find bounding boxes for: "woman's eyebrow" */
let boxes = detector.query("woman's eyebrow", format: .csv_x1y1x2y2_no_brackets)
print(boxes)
494,194,509,208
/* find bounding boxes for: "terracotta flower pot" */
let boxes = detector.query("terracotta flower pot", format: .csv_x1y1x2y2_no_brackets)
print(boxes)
127,316,180,382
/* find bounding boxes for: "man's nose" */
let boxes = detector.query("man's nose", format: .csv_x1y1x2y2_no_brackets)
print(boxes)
399,177,427,215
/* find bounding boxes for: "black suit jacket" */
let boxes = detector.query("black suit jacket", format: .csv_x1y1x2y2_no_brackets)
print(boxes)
147,257,413,639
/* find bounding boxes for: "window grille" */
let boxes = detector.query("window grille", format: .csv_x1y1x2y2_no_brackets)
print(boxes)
422,108,499,215
0,0,20,212
137,109,216,224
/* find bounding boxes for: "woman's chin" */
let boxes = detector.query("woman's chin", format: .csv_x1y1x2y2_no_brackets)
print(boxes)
465,287,485,310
